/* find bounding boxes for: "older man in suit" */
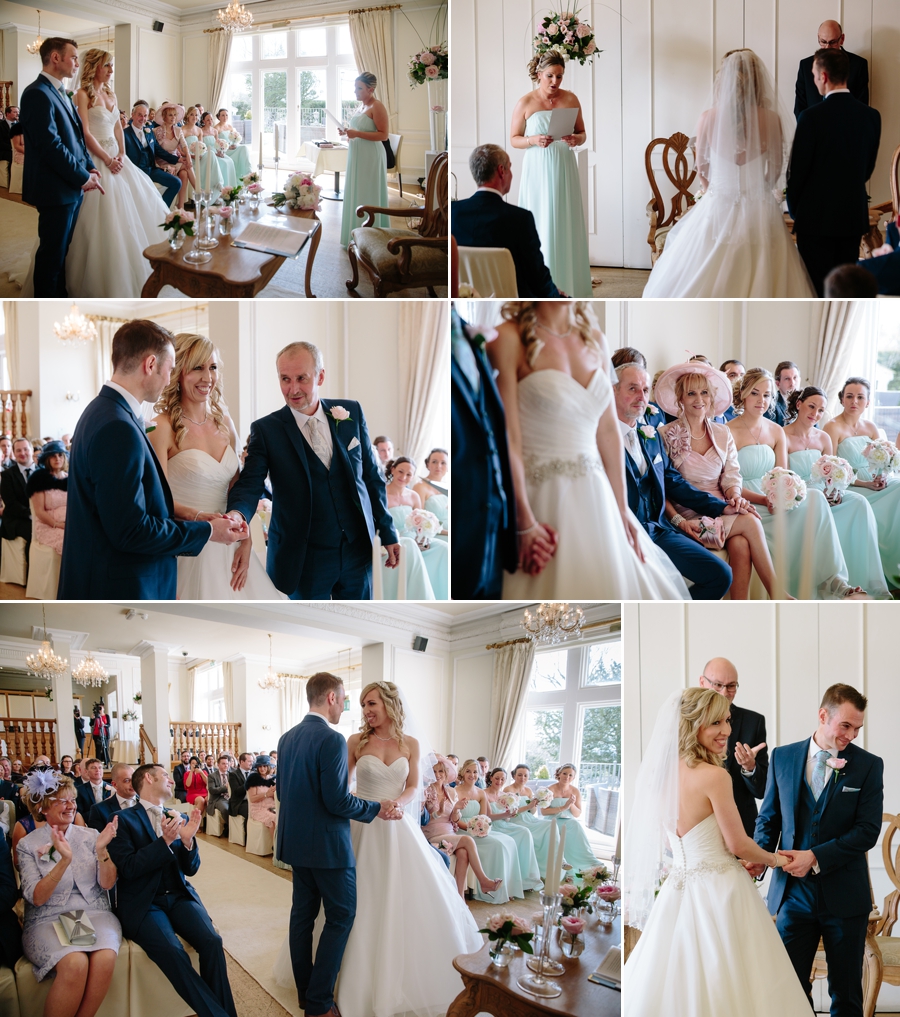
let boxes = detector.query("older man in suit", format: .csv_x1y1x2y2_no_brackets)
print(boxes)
795,21,868,119
123,101,181,208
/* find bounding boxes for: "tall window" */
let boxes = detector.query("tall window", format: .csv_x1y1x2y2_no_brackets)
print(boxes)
195,665,225,723
846,302,900,437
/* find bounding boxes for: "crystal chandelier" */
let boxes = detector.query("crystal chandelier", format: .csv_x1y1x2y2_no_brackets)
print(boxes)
54,304,98,346
72,652,109,689
26,10,43,56
216,0,253,33
521,602,585,646
257,634,286,691
26,605,68,681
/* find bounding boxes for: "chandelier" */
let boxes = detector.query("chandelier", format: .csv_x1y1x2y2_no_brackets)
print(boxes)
26,10,43,56
54,304,98,346
521,602,585,646
72,652,109,689
257,634,286,691
26,605,68,681
216,0,253,33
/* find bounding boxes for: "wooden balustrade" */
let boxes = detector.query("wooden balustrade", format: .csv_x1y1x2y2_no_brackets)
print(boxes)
0,391,33,440
0,718,57,766
170,721,241,764
0,84,11,112
138,725,158,765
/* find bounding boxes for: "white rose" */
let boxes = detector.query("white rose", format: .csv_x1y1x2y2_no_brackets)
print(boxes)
330,406,350,421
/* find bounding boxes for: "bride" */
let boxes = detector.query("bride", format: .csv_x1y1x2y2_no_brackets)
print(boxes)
642,49,815,298
148,331,284,600
488,300,690,599
623,687,812,1016
273,681,482,1017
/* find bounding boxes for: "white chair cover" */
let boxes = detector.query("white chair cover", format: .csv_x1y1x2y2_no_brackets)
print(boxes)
128,938,199,1017
8,158,23,195
0,537,27,586
457,246,518,298
15,944,129,1017
0,159,9,189
245,816,273,856
205,810,224,837
0,965,18,1017
228,814,245,846
25,541,60,600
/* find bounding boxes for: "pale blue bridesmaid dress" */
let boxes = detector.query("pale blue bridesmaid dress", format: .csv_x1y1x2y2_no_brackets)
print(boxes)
379,536,435,600
203,134,237,188
487,801,543,891
545,798,602,872
458,799,523,903
424,494,448,542
508,794,556,878
517,110,592,297
340,112,388,247
837,436,900,586
388,506,448,599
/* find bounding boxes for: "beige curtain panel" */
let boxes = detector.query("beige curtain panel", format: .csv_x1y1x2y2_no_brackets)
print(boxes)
280,677,308,734
208,30,233,114
94,318,117,395
398,301,449,468
3,301,19,389
348,9,397,128
811,300,864,410
222,661,234,723
489,640,536,772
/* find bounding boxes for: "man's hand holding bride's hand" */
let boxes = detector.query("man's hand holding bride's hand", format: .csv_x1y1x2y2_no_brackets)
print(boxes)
378,799,402,820
83,170,105,195
519,523,558,575
781,849,816,878
621,512,646,564
209,514,248,545
741,860,766,879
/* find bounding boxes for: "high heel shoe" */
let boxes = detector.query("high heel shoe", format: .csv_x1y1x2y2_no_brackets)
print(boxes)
480,877,503,899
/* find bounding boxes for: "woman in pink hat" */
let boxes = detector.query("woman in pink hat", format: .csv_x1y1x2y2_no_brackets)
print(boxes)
154,101,195,209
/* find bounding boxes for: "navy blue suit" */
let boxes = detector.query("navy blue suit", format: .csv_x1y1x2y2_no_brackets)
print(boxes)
451,190,561,296
756,739,884,1016
276,713,381,1014
226,400,397,600
87,793,131,832
123,121,180,208
75,781,113,822
59,385,210,599
20,73,94,297
623,425,732,599
108,805,236,1017
0,835,22,970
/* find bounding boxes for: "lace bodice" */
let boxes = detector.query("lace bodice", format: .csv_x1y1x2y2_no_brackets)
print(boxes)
666,813,743,888
355,755,409,800
87,105,119,154
167,446,239,513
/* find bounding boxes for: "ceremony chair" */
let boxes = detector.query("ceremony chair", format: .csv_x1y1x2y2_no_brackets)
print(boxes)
24,542,59,600
862,143,900,257
0,962,16,1017
14,948,129,1017
8,157,22,195
0,799,14,834
128,938,201,1017
228,813,246,846
645,132,697,263
0,536,27,587
245,816,274,856
205,809,225,837
457,246,518,298
387,133,404,196
346,152,448,297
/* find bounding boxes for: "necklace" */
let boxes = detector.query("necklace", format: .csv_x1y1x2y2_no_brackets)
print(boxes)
535,320,573,340
372,732,394,742
183,411,209,426
684,417,706,440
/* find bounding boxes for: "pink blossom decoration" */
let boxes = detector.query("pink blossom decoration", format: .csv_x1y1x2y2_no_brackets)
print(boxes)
420,51,436,66
576,23,591,38
584,40,598,55
825,757,847,770
560,916,585,935
425,65,439,78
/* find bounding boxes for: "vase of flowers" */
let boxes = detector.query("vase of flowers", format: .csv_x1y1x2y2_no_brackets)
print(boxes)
272,173,322,212
160,210,195,250
217,206,235,236
532,10,602,66
593,883,621,925
246,182,263,210
557,915,585,957
478,913,534,968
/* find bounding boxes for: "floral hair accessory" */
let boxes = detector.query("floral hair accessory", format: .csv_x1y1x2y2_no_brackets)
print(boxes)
23,768,61,805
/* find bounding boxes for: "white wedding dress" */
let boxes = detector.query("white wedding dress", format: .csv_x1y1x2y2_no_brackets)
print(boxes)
166,446,285,600
624,813,812,1016
502,366,691,599
273,756,482,1017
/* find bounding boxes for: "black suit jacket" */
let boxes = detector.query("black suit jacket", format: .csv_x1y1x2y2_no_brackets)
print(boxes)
75,781,113,821
173,763,188,796
451,190,560,297
0,119,11,163
227,767,252,815
794,50,869,119
787,93,880,239
726,703,769,837
0,777,25,822
0,465,32,542
0,835,22,970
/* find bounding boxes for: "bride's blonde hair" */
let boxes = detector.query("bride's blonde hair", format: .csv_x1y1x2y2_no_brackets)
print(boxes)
680,688,729,768
355,681,406,759
500,302,599,367
80,49,114,107
154,332,229,449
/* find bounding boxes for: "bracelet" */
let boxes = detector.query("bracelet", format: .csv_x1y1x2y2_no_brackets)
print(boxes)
671,513,685,527
516,523,537,536
97,854,110,863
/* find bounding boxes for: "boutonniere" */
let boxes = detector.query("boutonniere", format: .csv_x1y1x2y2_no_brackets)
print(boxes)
144,126,152,135
39,845,59,863
463,324,499,350
825,757,847,780
328,406,352,426
639,425,657,440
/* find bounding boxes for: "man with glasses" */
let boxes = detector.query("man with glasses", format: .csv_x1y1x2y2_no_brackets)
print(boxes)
699,657,768,836
794,20,869,119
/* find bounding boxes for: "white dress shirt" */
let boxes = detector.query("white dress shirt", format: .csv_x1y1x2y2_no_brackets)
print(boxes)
477,186,505,199
40,71,65,93
617,419,647,476
291,401,334,463
89,780,105,803
116,794,137,809
105,380,145,422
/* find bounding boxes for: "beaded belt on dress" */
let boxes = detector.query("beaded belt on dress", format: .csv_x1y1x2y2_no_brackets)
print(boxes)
668,833,742,889
524,453,604,485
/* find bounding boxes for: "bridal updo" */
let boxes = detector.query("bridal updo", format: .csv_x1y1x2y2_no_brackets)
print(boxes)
680,688,729,768
154,333,229,449
732,366,775,415
80,49,115,106
500,301,599,367
355,681,406,758
528,50,566,83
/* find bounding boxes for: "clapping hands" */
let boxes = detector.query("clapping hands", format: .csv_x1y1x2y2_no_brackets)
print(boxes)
96,814,119,852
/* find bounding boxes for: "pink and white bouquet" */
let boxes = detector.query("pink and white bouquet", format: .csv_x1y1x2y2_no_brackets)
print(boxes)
862,439,900,478
272,172,322,211
220,184,242,205
408,44,448,87
478,912,534,953
559,878,594,916
242,171,261,186
761,467,806,511
408,508,441,548
498,791,519,812
159,209,195,238
535,786,554,807
810,454,855,492
577,864,611,889
469,814,492,838
533,10,602,66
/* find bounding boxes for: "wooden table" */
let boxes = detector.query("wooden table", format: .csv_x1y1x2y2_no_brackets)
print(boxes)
141,204,321,298
449,917,620,1017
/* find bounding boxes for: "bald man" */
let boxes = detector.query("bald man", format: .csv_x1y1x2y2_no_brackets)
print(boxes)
795,20,868,119
699,657,768,836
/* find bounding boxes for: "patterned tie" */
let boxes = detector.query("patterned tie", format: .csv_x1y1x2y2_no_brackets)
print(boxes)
810,749,831,800
306,418,331,469
625,427,645,475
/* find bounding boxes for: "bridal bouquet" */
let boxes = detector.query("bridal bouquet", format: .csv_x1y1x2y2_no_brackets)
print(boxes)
469,814,492,838
478,913,534,954
535,786,554,807
862,439,900,477
761,467,806,511
408,44,448,87
408,508,441,549
810,454,855,498
498,791,519,812
272,173,322,211
533,10,601,66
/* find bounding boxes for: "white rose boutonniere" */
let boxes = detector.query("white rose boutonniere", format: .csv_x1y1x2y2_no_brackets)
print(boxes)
639,425,657,440
328,406,352,426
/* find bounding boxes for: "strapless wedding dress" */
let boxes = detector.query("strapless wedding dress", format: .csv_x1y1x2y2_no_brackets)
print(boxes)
166,446,285,600
273,756,482,1017
503,367,690,599
625,813,812,1016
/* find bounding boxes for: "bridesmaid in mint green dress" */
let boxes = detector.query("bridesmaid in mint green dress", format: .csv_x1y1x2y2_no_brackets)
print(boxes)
484,769,543,891
824,377,900,587
413,449,449,542
215,109,252,179
386,457,448,599
200,113,237,189
542,765,602,873
784,387,890,598
510,52,592,297
339,71,389,248
503,764,557,879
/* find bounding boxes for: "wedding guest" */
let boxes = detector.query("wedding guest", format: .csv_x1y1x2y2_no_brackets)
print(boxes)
385,456,448,598
828,263,880,297
373,435,394,470
18,771,121,1013
767,361,801,426
246,755,277,830
183,756,208,814
207,755,231,821
794,20,868,118
199,111,236,190
173,748,191,803
26,439,68,582
204,754,215,773
59,755,74,775
154,101,195,209
511,52,591,297
451,144,561,297
75,758,113,820
87,762,138,832
541,764,601,871
413,448,449,535
11,759,24,781
719,360,745,420
339,71,390,248
0,106,13,186
503,764,556,878
227,752,254,822
123,101,181,209
147,106,157,127
0,435,12,470
0,834,22,973
476,757,489,790
483,768,542,890
215,108,236,134
0,436,35,566
73,707,85,755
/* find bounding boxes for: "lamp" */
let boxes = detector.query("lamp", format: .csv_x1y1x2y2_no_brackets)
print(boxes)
26,605,68,680
26,10,43,56
216,0,253,33
54,305,98,346
257,633,285,691
72,652,109,689
521,603,585,646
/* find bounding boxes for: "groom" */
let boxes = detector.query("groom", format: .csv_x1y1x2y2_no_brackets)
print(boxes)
753,683,883,1017
276,673,399,1017
19,37,103,297
226,341,400,599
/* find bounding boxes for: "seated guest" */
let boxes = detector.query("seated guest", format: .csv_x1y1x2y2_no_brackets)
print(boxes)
173,748,191,803
451,144,561,297
18,771,121,1012
0,436,35,566
87,762,138,832
829,262,880,296
246,755,277,830
766,361,801,426
27,438,68,573
107,763,238,1017
10,759,25,782
412,448,449,536
719,360,745,421
123,101,181,209
612,347,666,427
72,759,85,785
184,756,209,813
207,754,231,820
373,435,394,467
58,755,74,775
0,834,22,973
75,758,114,821
227,752,254,821
0,105,15,187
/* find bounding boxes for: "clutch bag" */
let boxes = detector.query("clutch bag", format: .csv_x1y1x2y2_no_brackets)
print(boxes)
59,910,97,946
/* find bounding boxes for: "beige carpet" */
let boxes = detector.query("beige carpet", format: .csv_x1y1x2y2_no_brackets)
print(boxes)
0,196,36,296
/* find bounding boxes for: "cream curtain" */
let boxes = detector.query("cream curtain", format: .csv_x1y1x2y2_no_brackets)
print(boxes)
187,667,197,720
398,301,449,467
348,10,397,129
489,640,536,772
3,301,19,389
811,301,864,411
279,678,308,735
208,30,233,113
222,661,234,723
94,318,117,394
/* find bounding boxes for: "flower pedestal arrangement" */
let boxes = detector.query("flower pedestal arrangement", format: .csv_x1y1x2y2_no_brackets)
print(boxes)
557,915,585,958
408,44,449,153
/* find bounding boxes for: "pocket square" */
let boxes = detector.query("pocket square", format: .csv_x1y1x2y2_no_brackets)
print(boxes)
652,453,662,464
348,437,360,450
841,787,861,793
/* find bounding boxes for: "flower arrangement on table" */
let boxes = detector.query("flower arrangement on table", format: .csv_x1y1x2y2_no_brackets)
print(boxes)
159,210,195,238
810,454,855,504
272,173,322,211
408,44,448,86
468,814,492,838
408,508,441,550
215,206,234,220
220,184,243,206
559,866,607,916
862,439,900,478
532,10,601,65
478,912,534,954
761,467,806,511
242,171,261,187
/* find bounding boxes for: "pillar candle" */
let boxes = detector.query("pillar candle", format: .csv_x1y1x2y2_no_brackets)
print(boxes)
274,123,279,157
206,138,211,193
259,130,263,168
545,821,557,895
555,823,567,893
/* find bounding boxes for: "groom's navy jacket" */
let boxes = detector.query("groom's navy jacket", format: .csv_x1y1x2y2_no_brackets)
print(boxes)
756,738,883,918
275,713,381,869
59,385,210,599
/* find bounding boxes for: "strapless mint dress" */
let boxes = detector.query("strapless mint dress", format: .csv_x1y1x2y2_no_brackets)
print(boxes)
457,800,523,903
389,505,448,599
487,801,542,891
340,113,388,247
837,436,900,586
507,794,555,878
547,797,602,872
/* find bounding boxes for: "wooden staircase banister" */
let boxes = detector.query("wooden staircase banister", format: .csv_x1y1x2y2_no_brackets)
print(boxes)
138,724,158,765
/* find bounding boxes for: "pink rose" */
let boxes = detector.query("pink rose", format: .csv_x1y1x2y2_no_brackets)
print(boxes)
330,406,350,421
425,65,439,78
420,52,436,66
821,462,833,476
486,914,506,932
561,916,585,935
584,40,597,55
596,883,622,901
825,757,846,770
576,23,591,38
559,882,577,900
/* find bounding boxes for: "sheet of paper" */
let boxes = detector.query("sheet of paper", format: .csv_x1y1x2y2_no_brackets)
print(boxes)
232,221,314,258
546,106,578,140
325,108,347,130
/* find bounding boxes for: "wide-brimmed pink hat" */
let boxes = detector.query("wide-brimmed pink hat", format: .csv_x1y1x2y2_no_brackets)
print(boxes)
157,101,185,122
653,361,734,417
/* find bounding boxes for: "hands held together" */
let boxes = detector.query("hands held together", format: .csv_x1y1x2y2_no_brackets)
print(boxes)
517,521,559,575
742,848,817,880
378,799,403,821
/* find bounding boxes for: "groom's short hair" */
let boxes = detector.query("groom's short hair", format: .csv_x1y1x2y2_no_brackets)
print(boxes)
39,38,77,65
306,672,344,705
813,48,849,84
821,683,867,715
277,341,323,373
112,319,176,373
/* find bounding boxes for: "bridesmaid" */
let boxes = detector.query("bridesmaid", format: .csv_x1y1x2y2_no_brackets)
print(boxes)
216,107,252,179
824,376,900,585
201,111,238,189
154,102,195,208
784,386,889,598
339,71,389,248
541,764,602,872
510,51,591,297
503,764,557,878
483,768,543,891
385,457,448,599
413,448,449,538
